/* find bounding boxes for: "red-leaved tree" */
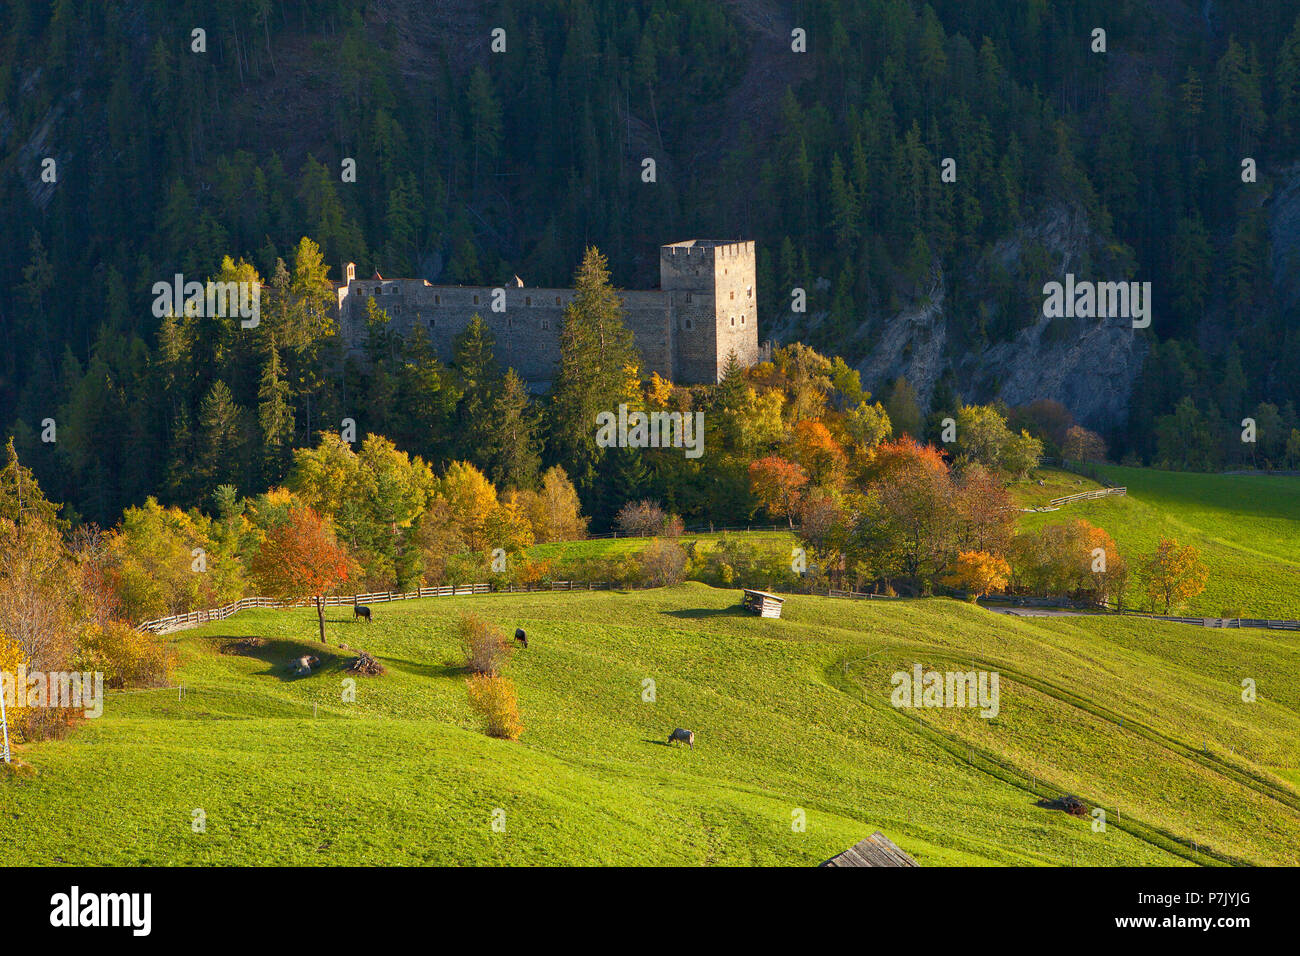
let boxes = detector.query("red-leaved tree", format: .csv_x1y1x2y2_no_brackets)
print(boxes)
748,456,810,527
250,505,350,643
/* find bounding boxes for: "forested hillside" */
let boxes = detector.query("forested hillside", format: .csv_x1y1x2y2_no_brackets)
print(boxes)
3,0,1300,528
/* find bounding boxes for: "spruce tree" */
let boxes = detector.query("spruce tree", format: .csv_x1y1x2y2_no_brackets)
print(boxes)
548,246,640,495
488,369,542,491
257,335,295,480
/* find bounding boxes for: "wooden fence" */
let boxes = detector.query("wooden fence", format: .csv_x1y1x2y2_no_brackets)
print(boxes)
1048,486,1127,507
984,593,1300,632
136,581,621,634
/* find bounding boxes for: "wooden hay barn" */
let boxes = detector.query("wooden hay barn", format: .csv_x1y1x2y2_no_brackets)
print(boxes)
741,589,785,618
820,832,919,867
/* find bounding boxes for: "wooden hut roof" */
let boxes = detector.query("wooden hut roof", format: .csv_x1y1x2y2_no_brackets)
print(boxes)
820,832,919,867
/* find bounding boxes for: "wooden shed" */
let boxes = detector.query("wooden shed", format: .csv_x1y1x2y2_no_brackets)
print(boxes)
820,832,919,867
741,589,785,618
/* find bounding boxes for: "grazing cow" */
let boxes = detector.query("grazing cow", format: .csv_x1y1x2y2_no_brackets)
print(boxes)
292,655,320,677
668,728,695,748
354,604,371,623
514,628,528,649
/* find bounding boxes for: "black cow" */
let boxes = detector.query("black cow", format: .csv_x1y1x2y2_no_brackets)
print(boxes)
514,628,528,649
354,604,371,623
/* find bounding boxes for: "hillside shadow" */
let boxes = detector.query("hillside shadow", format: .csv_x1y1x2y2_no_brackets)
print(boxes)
206,635,345,683
384,656,463,680
662,606,745,620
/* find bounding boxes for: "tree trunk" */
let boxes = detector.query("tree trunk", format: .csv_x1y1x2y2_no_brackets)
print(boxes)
316,595,326,643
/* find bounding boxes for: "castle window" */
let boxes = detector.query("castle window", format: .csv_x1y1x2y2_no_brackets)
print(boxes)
685,293,693,303
393,306,401,315
747,286,753,297
684,318,694,331
473,295,480,305
428,318,435,329
525,296,532,306
541,319,550,330
435,295,441,305
741,314,746,324
730,291,735,300
730,316,735,326
555,296,562,306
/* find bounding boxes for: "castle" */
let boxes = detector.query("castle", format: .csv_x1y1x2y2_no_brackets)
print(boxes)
334,240,760,384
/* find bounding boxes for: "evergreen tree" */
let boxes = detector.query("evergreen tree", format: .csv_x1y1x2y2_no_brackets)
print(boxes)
257,336,295,480
487,370,542,491
548,247,641,496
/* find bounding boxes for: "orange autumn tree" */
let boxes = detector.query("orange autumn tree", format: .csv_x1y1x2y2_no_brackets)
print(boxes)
1143,538,1209,613
865,436,948,482
748,456,810,527
790,419,848,487
250,504,350,643
944,550,1011,601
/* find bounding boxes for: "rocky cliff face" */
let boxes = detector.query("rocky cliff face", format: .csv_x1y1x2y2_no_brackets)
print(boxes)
787,205,1150,431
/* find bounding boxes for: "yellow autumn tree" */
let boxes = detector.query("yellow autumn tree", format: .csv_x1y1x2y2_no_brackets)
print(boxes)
944,550,1011,601
0,630,28,744
1143,538,1209,613
439,461,499,551
514,466,588,543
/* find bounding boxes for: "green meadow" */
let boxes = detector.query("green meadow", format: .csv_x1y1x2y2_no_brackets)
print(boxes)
1016,467,1300,618
3,583,1297,866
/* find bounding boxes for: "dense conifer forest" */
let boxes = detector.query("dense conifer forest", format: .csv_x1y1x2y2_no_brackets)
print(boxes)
4,0,1300,528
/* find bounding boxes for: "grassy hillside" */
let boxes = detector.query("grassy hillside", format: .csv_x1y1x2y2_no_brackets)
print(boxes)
1016,467,1300,618
3,585,1297,866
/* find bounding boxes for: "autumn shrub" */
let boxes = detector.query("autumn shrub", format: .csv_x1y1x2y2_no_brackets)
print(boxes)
943,550,1011,601
616,500,669,537
74,621,175,689
639,539,689,587
0,631,28,742
517,557,553,586
466,674,523,740
459,613,513,676
0,630,79,743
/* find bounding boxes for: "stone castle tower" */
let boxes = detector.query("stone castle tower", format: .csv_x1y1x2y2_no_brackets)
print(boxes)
334,240,760,385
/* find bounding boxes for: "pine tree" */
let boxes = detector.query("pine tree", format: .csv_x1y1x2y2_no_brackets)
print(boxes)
548,247,641,494
197,381,244,491
257,336,295,479
487,370,541,491
452,313,504,465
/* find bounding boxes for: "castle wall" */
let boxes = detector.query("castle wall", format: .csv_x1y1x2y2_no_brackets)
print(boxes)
337,239,758,386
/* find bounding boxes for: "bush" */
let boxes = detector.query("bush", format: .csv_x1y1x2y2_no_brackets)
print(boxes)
616,500,666,537
459,613,513,676
466,674,523,740
0,631,29,740
640,539,689,587
0,630,80,743
74,621,174,689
